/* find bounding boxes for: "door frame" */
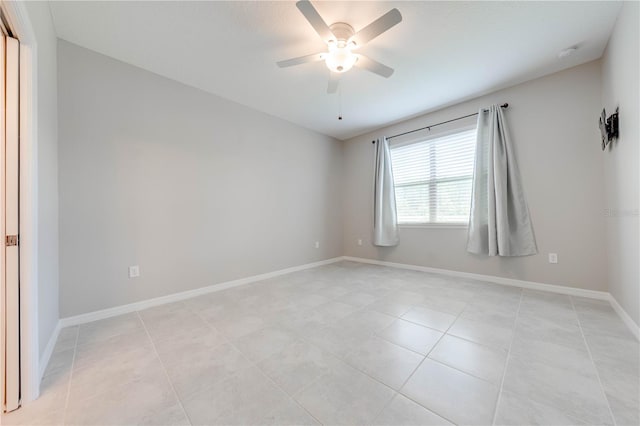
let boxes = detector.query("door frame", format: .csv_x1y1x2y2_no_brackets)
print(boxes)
1,0,40,403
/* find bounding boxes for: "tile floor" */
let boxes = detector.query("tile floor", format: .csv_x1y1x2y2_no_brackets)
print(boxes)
2,261,638,425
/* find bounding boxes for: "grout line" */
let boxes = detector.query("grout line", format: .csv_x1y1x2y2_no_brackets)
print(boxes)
294,276,521,424
190,284,411,424
490,288,524,425
61,326,80,425
190,308,325,426
387,299,470,426
136,311,193,426
570,296,618,426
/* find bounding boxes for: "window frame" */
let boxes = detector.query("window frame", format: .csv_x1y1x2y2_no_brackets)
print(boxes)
390,124,477,228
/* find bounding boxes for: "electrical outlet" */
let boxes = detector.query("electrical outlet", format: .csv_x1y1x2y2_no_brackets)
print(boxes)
128,265,140,278
548,253,558,264
357,239,363,246
314,241,320,249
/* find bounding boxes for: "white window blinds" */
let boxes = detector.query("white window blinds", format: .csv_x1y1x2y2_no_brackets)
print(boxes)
390,127,476,224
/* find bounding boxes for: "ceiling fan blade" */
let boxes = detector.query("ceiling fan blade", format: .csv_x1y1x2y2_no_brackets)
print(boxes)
354,55,394,78
296,0,335,42
277,52,325,68
351,8,402,47
327,72,340,94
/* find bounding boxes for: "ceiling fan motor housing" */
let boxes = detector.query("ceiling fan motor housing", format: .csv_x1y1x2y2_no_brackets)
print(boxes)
329,22,356,46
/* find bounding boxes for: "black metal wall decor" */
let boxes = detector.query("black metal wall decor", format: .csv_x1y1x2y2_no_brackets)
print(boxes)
599,107,619,150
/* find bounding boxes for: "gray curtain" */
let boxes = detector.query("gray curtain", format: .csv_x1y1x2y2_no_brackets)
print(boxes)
467,105,537,256
373,137,399,246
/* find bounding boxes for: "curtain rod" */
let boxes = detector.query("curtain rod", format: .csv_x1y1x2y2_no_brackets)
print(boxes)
374,103,509,143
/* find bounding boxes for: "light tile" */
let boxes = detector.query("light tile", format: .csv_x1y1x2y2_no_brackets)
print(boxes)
494,391,586,425
448,317,513,351
65,372,178,425
286,293,331,310
340,309,396,334
337,291,378,307
234,326,298,362
345,336,424,390
368,299,414,317
257,340,343,395
583,329,639,367
402,306,457,331
429,335,507,384
518,295,579,325
189,294,242,319
43,347,74,377
514,311,586,351
69,346,164,402
73,327,153,370
503,354,613,424
209,313,272,339
311,284,352,299
76,313,144,346
138,404,190,426
295,363,395,425
303,323,370,359
182,366,291,425
141,306,210,342
574,302,633,338
153,325,227,366
373,394,453,425
164,342,252,400
278,301,359,333
606,391,640,426
418,295,468,315
509,333,595,376
53,326,78,353
259,397,320,425
401,359,499,425
459,303,518,328
376,319,443,355
385,290,427,305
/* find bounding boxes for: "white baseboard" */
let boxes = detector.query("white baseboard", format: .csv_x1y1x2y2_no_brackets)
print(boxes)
39,321,61,380
608,294,640,340
343,256,609,300
59,257,343,328
344,256,640,340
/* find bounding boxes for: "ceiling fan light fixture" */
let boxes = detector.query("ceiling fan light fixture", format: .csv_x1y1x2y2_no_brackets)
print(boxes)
325,43,358,73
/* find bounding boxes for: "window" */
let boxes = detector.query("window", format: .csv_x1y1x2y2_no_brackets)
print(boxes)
390,127,476,225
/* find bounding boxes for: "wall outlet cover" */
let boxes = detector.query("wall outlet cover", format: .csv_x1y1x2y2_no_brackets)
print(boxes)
129,265,140,278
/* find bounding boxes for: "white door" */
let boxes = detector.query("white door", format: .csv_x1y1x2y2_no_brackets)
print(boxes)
1,33,21,413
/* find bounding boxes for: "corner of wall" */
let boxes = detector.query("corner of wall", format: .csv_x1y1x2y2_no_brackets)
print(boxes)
600,0,640,328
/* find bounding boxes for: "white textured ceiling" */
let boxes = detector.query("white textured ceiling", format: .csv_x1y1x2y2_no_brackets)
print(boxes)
49,1,621,140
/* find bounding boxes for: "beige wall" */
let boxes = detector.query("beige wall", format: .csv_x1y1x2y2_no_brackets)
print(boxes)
57,41,343,317
24,1,59,360
343,61,608,292
601,1,639,325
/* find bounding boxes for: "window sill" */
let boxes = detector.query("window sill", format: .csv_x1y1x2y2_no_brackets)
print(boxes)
399,223,468,229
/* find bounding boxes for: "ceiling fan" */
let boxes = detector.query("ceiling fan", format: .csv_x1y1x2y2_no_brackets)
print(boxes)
277,0,402,94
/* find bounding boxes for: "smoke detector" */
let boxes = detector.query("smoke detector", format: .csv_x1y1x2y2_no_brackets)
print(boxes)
557,47,577,59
